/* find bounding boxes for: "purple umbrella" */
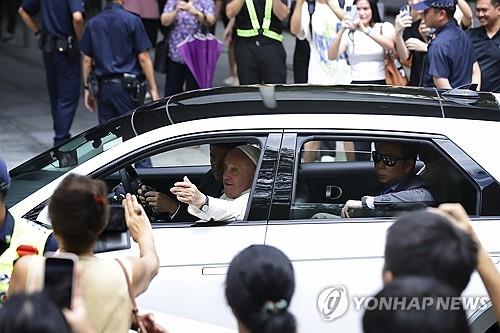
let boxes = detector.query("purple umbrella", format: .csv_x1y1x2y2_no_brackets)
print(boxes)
177,33,223,89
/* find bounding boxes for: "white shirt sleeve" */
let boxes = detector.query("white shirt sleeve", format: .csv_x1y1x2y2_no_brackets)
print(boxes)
188,192,250,222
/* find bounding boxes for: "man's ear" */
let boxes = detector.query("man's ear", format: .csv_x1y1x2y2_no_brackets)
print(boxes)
382,270,394,285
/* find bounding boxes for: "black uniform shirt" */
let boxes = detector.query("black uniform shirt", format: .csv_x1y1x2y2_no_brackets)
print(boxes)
21,0,85,38
467,26,500,92
233,0,288,39
80,2,152,77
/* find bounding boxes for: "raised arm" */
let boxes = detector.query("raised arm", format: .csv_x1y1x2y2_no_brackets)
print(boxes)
122,194,160,296
394,13,412,61
290,0,304,37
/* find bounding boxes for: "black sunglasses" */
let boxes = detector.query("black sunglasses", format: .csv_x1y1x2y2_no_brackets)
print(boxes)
372,151,407,167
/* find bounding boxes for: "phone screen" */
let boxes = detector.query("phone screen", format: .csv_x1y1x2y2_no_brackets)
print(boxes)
44,257,74,309
106,204,127,232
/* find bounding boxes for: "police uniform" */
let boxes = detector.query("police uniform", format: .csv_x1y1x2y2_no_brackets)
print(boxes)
467,26,500,92
80,2,153,124
20,0,84,146
232,0,288,84
0,159,57,304
413,0,476,88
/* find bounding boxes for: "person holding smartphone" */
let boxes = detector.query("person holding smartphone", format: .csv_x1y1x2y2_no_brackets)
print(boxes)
290,0,351,84
328,0,396,85
8,174,159,333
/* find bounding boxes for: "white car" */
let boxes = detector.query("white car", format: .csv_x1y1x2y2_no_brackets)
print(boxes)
6,85,500,332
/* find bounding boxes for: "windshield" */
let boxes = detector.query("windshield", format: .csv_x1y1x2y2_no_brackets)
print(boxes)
6,120,127,208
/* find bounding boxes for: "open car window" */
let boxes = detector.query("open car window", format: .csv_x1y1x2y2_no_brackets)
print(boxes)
291,138,478,221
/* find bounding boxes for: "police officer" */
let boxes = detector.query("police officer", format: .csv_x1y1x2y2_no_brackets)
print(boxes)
0,159,57,303
80,0,160,125
412,0,481,88
226,0,289,84
18,0,84,146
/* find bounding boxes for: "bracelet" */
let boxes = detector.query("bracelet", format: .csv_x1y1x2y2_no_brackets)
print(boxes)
83,85,89,90
34,30,40,36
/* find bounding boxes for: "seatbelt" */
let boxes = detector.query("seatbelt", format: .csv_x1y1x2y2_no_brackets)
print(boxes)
236,0,284,42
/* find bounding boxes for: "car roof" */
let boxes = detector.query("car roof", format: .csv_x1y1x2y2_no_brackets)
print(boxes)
133,85,500,135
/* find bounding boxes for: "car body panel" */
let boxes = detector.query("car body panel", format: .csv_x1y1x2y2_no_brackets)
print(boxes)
7,86,500,332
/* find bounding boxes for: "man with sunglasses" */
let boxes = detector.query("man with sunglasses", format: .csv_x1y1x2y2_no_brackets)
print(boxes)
342,142,435,217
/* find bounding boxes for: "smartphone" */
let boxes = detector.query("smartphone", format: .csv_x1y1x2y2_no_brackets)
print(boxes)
106,204,127,232
345,5,357,21
400,4,410,17
44,254,77,309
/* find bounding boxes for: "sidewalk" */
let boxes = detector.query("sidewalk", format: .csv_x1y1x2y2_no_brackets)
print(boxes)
0,22,295,169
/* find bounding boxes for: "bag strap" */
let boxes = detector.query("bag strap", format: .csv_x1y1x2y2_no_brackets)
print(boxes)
115,258,139,316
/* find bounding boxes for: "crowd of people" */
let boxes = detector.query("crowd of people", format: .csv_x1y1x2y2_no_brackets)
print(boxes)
10,0,499,146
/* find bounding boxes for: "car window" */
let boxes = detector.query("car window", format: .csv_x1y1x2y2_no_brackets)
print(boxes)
103,140,263,224
150,145,210,167
7,126,124,208
291,138,478,220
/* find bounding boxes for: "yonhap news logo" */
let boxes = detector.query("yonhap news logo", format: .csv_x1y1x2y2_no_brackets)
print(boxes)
317,286,349,321
317,285,490,322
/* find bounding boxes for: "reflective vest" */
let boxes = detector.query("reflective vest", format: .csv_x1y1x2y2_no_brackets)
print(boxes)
0,214,52,305
236,0,284,42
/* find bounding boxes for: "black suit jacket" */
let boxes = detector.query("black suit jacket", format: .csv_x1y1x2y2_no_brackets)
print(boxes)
371,174,436,210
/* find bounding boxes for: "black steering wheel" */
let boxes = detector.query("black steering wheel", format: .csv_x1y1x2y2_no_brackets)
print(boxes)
119,165,157,217
119,165,144,196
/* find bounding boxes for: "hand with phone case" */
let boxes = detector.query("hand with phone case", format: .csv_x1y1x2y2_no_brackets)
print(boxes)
395,5,412,35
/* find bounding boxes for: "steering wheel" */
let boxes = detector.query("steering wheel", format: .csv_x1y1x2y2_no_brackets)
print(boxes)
119,165,144,196
119,165,158,217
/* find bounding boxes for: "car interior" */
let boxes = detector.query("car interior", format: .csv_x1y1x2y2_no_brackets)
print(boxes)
102,141,260,225
291,139,478,220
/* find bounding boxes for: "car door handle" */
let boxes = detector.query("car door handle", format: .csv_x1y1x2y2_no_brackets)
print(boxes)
326,185,343,200
202,266,228,276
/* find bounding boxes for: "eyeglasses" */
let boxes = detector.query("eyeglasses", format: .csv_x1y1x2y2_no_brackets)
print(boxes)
372,151,407,167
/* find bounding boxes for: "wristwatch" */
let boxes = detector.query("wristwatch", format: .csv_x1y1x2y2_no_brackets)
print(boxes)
200,195,209,212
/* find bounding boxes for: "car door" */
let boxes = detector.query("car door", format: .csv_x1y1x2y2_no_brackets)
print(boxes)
264,132,500,333
96,132,284,328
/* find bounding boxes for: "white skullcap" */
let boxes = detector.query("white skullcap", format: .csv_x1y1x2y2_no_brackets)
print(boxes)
236,145,260,166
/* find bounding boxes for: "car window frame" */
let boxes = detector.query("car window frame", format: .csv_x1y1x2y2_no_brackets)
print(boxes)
269,130,495,223
85,130,283,226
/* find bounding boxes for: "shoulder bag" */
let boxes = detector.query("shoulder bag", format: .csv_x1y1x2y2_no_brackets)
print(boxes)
115,259,167,333
380,24,408,86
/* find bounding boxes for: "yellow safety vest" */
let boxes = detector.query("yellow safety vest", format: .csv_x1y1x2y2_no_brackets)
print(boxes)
236,0,284,42
0,215,52,305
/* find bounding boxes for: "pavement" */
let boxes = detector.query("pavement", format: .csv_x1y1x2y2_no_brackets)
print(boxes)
0,21,296,170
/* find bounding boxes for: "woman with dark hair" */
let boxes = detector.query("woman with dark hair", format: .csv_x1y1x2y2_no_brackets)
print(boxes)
328,0,395,84
8,174,159,333
225,244,297,333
